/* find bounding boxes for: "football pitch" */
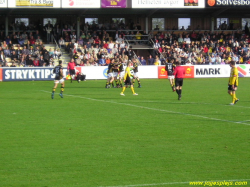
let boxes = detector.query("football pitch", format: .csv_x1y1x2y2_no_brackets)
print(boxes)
0,78,250,187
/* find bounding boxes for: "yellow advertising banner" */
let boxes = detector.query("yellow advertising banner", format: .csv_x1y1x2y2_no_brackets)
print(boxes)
16,0,53,7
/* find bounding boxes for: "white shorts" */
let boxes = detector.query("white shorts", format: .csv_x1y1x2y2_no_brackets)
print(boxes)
119,72,125,79
168,75,174,80
133,72,139,78
108,73,113,78
54,78,64,84
113,72,118,77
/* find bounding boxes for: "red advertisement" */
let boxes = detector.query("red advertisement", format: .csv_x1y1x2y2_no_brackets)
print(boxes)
0,68,2,81
158,66,194,79
66,67,82,80
158,66,167,79
183,66,194,78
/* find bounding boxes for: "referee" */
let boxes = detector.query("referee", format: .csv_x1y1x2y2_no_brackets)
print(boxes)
67,58,76,83
173,61,185,100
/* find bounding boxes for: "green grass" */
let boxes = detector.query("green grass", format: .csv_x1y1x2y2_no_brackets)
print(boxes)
0,78,250,187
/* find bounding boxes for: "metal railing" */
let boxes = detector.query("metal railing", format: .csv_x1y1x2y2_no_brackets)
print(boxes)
124,35,150,45
51,34,63,62
150,39,166,65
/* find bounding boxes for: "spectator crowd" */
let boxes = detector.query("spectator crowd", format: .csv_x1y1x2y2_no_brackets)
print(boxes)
1,20,250,67
149,29,250,65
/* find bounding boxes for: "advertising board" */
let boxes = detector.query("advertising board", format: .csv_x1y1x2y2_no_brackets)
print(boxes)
62,0,100,8
8,0,61,8
101,0,127,8
206,0,250,7
0,0,7,7
0,65,249,82
132,0,205,8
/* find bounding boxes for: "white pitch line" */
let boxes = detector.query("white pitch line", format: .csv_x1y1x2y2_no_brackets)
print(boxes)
98,179,250,187
170,102,250,109
41,90,250,126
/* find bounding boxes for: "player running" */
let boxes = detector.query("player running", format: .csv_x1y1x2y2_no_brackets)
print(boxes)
51,60,64,99
165,59,176,92
120,61,138,96
173,61,185,100
228,61,239,105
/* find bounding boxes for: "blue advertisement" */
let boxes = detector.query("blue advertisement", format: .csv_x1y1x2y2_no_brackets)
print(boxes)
1,68,68,81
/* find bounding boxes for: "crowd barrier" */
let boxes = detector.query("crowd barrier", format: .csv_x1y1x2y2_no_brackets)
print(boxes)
0,65,250,81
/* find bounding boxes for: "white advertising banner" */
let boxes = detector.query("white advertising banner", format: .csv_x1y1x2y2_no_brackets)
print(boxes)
0,0,7,7
8,0,61,8
194,65,250,78
79,65,159,80
62,0,100,8
132,0,205,8
0,65,249,82
195,65,231,78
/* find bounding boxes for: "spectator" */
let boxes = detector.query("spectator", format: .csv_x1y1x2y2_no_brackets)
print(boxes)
99,55,106,66
140,56,146,65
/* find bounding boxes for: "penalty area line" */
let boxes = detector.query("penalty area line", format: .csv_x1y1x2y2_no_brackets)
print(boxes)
41,90,250,126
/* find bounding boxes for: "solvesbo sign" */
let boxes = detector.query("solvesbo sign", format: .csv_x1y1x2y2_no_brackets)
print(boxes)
206,0,250,6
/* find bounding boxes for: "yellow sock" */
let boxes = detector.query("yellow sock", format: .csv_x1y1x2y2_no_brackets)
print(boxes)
131,87,135,94
121,86,126,93
232,94,236,103
52,88,56,92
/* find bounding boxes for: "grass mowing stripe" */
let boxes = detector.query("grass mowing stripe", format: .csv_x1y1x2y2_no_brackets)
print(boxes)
41,90,250,126
99,178,250,187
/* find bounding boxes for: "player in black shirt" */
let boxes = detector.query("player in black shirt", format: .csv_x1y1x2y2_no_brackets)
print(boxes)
51,60,64,99
113,61,120,88
165,59,176,92
118,61,124,88
132,58,141,88
105,59,115,88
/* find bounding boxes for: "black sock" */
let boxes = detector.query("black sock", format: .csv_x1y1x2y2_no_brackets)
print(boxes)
176,89,179,95
179,89,182,96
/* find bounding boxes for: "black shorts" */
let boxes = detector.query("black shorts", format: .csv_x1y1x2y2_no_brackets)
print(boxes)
69,69,75,75
175,78,183,87
77,74,86,81
124,76,132,86
228,85,237,91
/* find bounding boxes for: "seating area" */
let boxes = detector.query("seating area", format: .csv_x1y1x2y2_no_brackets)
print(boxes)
0,28,249,67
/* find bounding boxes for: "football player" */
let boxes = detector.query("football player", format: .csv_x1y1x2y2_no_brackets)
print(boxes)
51,60,64,99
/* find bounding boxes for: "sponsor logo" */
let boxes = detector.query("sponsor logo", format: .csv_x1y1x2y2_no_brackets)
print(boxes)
196,68,221,75
183,66,194,78
69,0,74,6
103,68,108,78
207,0,250,6
3,68,68,81
237,65,247,77
186,67,191,74
158,66,167,79
160,67,166,75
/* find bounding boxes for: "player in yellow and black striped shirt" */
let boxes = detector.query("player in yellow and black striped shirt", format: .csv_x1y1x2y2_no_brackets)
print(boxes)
120,61,138,96
228,61,239,105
